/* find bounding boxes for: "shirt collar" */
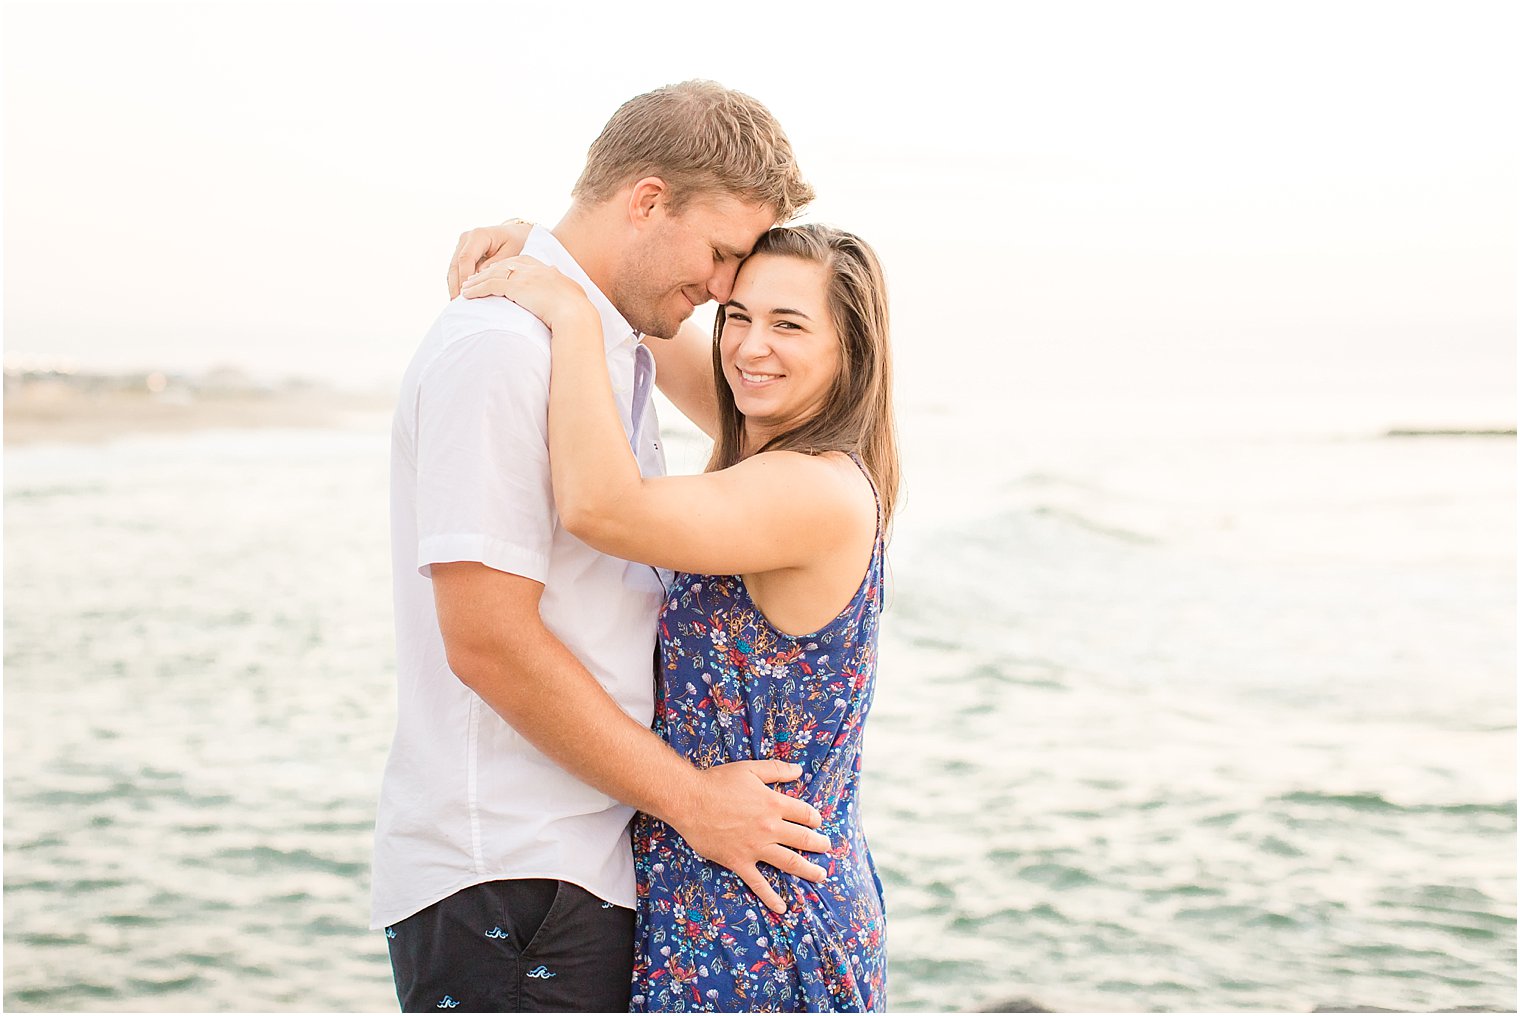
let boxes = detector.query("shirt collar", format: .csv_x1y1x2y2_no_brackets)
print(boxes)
521,226,640,354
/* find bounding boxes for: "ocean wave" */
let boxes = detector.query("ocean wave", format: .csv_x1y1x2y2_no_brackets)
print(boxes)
1277,791,1516,816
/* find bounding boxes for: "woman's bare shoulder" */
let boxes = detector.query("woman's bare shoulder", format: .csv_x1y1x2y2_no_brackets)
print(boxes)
751,449,877,530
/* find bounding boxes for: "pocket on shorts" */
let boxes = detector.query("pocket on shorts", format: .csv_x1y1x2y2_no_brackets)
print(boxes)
516,880,566,955
520,881,576,957
519,882,630,960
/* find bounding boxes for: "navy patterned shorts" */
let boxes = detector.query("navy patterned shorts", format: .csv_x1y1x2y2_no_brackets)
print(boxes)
385,878,634,1012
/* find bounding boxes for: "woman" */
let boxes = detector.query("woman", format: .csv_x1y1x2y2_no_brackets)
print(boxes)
461,223,897,1012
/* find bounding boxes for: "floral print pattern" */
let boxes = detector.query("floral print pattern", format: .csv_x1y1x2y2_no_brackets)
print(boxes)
631,459,887,1012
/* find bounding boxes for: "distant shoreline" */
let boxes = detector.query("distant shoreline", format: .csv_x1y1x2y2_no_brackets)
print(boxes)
7,371,1512,448
4,383,392,446
1383,427,1515,438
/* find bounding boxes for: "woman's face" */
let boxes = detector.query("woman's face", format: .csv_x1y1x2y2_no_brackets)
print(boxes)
719,254,840,442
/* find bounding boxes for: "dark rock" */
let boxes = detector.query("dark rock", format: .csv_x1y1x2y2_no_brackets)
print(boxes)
1312,1007,1512,1014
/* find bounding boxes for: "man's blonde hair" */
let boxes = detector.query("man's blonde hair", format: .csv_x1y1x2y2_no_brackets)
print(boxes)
572,80,814,221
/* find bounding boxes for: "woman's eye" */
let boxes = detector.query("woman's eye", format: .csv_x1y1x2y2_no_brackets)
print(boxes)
726,312,750,324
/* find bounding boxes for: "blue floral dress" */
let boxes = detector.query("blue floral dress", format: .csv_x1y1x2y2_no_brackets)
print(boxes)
630,457,887,1013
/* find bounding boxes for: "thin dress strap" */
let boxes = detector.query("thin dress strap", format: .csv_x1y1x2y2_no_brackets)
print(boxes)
846,451,885,566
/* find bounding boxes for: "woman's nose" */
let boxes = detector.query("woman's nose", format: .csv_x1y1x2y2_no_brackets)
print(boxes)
734,330,771,360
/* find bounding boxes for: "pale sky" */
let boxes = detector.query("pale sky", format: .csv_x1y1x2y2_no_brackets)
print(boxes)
4,0,1516,421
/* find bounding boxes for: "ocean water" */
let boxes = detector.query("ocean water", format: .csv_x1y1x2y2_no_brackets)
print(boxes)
3,400,1515,1012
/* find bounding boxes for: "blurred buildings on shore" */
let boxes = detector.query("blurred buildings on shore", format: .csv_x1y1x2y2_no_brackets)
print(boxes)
2,361,390,444
3,360,328,401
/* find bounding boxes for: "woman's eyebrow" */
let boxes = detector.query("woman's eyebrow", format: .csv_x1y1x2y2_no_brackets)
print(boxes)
725,300,812,321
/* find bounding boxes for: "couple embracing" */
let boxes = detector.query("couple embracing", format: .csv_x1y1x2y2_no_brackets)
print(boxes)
371,80,898,1013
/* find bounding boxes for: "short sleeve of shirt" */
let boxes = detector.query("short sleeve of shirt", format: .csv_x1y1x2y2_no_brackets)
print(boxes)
413,329,553,583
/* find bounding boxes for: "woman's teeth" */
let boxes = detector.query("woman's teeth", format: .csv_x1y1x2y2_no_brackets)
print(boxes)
740,370,782,382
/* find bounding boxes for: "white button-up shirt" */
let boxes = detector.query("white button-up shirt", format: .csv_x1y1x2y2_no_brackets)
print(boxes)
373,227,665,929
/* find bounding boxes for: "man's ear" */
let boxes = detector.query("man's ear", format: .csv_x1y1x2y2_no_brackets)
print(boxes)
627,176,670,227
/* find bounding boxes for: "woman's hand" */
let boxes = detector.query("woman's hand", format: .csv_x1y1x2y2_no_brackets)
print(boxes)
462,255,598,332
446,218,532,298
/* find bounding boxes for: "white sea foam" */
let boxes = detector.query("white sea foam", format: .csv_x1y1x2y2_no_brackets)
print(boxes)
3,403,1513,1011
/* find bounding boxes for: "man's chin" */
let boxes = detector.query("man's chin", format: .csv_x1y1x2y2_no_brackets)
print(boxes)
634,315,687,341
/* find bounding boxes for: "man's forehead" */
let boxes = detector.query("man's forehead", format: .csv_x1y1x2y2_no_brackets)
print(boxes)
688,193,775,245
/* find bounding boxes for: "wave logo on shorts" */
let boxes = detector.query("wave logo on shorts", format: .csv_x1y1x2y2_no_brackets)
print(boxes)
600,902,614,909
436,997,460,1009
526,965,556,979
385,927,396,939
485,926,509,939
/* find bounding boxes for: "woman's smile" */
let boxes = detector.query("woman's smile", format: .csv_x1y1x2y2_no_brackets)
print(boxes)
737,368,785,387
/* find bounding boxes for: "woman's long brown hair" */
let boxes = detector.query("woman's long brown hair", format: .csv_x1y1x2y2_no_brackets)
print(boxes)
706,224,900,528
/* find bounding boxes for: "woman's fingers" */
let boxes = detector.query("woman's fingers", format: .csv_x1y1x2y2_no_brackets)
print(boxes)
459,259,523,297
447,220,534,297
460,260,522,299
446,235,466,298
477,249,515,272
459,278,505,299
463,263,505,289
461,257,571,311
735,863,787,915
459,257,592,331
464,256,548,285
448,229,496,299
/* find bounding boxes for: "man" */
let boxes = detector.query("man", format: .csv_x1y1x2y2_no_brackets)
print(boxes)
373,81,827,1012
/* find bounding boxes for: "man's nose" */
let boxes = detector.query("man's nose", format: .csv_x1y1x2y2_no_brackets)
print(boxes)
706,261,740,304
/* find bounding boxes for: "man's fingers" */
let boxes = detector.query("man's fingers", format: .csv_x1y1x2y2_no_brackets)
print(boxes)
736,864,787,915
705,757,802,786
760,845,827,884
781,796,824,830
776,819,831,855
738,759,804,785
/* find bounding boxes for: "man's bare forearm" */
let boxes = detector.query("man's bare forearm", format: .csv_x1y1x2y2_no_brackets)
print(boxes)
448,621,700,827
430,560,827,913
